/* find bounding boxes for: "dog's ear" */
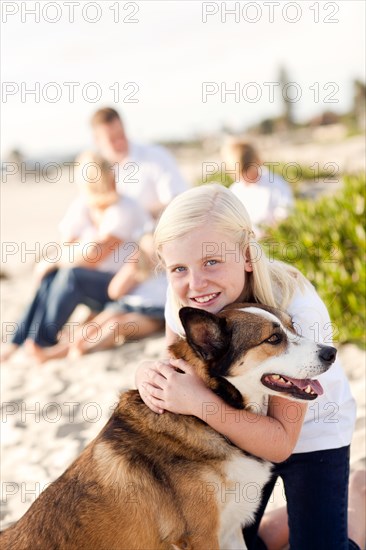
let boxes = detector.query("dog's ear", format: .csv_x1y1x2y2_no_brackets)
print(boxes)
179,307,230,361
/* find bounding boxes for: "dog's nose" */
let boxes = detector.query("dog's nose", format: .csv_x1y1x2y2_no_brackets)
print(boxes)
319,345,337,365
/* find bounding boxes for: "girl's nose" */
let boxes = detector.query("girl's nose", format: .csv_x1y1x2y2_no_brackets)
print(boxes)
189,270,208,291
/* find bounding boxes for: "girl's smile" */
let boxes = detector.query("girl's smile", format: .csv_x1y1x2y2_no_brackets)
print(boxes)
190,292,221,305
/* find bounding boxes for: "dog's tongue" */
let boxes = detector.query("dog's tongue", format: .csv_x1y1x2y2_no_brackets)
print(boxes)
286,376,324,396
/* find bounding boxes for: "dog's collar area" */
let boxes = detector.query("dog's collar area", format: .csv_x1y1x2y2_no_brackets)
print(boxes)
261,373,323,400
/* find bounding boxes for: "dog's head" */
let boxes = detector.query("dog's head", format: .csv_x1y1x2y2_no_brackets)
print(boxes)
170,303,336,406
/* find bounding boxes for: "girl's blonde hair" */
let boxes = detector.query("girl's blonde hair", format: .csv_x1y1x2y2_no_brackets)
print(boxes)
154,184,308,329
76,151,119,209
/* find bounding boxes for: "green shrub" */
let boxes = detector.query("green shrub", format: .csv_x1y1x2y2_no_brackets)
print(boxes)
271,162,340,198
195,163,339,196
195,171,235,188
272,162,339,182
261,174,366,345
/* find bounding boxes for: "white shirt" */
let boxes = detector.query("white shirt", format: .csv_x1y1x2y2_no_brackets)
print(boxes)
122,272,168,309
230,168,293,237
59,195,152,274
164,284,356,453
114,142,187,216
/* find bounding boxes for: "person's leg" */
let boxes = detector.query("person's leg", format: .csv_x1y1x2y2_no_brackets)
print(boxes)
29,268,114,347
73,312,164,355
115,312,164,341
70,309,117,355
26,312,102,363
257,506,289,550
258,468,366,550
348,469,366,550
280,446,351,550
25,339,70,363
9,271,58,347
1,271,59,360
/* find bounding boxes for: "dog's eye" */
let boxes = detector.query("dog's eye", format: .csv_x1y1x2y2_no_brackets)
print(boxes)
266,333,282,345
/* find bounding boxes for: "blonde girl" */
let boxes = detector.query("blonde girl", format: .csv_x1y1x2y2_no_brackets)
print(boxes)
136,184,362,550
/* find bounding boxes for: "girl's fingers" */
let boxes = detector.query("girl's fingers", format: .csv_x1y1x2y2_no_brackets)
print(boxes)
145,360,171,379
147,369,168,388
149,395,166,413
143,382,164,401
148,402,164,414
139,388,165,414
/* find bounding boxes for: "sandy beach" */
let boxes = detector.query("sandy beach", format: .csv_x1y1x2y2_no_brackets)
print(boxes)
1,139,365,530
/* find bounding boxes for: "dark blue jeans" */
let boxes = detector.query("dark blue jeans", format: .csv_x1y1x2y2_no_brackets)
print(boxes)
12,268,115,347
243,445,360,550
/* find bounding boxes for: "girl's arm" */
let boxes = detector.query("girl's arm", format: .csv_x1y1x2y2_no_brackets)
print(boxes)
108,259,141,300
144,360,307,463
136,326,307,462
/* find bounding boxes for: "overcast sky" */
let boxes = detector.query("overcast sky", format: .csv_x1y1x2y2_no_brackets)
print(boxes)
1,0,365,157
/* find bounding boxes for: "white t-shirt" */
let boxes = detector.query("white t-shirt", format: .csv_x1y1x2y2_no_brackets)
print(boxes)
114,142,187,215
121,272,168,309
230,168,293,237
164,284,356,454
59,195,152,274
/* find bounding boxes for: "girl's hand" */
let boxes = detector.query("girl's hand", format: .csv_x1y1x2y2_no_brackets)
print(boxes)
140,358,212,416
135,359,172,414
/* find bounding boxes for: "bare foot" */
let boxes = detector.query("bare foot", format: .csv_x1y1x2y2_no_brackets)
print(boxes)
24,340,49,364
68,336,90,358
24,339,69,364
67,345,83,360
0,343,19,362
348,470,366,549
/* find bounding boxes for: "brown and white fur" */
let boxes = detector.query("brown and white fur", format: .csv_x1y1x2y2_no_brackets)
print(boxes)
1,303,336,550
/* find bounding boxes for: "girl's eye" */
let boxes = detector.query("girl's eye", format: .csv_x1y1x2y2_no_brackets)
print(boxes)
266,333,283,345
206,259,219,266
172,266,186,273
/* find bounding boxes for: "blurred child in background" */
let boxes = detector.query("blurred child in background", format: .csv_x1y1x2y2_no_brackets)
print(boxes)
1,152,152,362
227,142,293,237
37,233,166,361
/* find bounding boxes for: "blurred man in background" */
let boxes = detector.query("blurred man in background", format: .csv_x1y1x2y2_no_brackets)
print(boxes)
91,108,187,220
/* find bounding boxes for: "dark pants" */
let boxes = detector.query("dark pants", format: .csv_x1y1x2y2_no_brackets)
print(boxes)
244,445,360,550
12,268,115,347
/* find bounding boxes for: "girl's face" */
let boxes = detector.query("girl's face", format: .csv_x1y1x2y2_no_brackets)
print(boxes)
161,226,253,314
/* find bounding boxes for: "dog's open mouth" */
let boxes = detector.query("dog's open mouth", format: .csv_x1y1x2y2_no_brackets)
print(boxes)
261,374,324,400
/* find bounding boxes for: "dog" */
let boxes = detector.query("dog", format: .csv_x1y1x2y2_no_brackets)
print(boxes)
1,303,336,549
